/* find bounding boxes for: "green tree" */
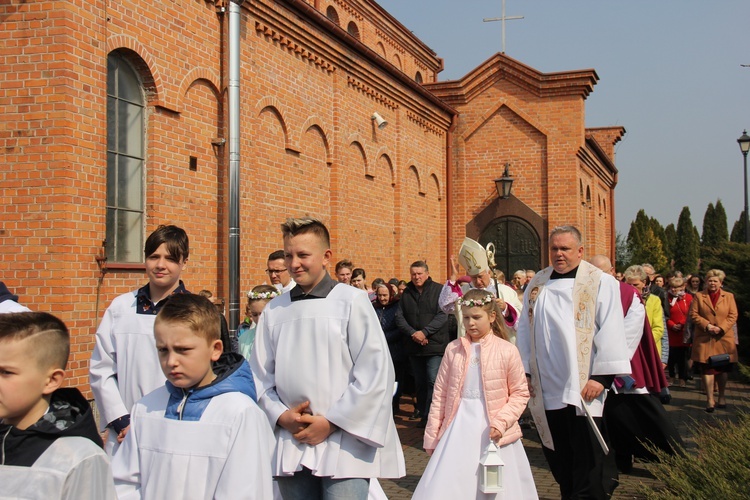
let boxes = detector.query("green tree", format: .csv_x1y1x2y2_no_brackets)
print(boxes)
702,202,717,246
627,209,651,264
640,227,668,271
714,200,729,243
674,206,699,274
702,200,730,248
649,217,668,271
663,223,676,265
730,210,747,243
615,231,630,271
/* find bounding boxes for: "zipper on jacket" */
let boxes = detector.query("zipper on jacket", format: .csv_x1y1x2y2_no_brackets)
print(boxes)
1,426,10,465
177,390,189,420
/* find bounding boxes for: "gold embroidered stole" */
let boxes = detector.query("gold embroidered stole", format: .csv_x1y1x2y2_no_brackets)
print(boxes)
526,261,601,450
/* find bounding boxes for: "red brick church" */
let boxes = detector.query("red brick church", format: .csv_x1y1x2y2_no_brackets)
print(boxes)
1,0,622,390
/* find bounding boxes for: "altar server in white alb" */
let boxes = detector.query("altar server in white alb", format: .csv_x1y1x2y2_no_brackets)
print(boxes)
250,217,405,500
89,225,190,454
516,226,630,500
111,293,274,499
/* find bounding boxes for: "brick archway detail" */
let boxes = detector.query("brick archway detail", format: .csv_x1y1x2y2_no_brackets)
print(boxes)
299,116,332,165
374,147,395,186
177,68,222,113
255,96,292,151
406,163,423,194
107,35,167,109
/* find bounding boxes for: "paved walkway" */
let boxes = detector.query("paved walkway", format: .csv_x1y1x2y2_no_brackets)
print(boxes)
380,378,750,499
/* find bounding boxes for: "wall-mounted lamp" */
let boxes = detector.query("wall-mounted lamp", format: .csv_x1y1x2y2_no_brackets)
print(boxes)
494,163,514,199
371,112,388,129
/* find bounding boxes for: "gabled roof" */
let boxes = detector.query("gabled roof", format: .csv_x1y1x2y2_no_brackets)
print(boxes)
578,128,626,184
425,52,598,106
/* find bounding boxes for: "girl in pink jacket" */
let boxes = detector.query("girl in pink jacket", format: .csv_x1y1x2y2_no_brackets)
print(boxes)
413,289,537,499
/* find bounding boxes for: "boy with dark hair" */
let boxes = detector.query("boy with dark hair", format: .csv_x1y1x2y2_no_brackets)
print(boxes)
0,312,115,499
90,224,190,452
112,293,273,498
251,217,404,500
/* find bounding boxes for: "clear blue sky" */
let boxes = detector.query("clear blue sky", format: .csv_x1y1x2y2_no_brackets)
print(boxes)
376,0,749,236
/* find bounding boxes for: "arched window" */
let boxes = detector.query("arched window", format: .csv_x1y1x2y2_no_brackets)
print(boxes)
326,6,340,26
106,52,145,262
415,71,423,84
347,21,360,40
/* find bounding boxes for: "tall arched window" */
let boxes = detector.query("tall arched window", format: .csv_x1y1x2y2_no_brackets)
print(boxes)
415,71,423,83
326,6,340,26
106,53,145,262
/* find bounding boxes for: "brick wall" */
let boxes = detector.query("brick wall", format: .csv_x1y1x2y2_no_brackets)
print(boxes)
1,0,452,393
2,1,618,397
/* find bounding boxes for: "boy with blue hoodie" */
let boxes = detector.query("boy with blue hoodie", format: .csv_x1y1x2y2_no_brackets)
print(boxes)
111,293,273,499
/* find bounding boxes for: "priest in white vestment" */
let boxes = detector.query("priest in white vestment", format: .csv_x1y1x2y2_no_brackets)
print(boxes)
516,226,629,500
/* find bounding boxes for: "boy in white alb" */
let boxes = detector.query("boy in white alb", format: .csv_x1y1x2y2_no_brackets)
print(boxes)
111,293,274,499
89,225,190,453
250,217,404,500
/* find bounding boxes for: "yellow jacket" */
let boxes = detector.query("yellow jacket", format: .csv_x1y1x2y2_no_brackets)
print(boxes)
645,294,665,357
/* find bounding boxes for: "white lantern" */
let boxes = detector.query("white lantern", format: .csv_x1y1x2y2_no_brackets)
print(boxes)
479,441,504,493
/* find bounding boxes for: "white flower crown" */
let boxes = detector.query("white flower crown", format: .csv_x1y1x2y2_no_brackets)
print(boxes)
458,294,493,308
247,290,280,300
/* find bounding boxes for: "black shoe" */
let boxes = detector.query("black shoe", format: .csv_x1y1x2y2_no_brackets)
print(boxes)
705,406,715,413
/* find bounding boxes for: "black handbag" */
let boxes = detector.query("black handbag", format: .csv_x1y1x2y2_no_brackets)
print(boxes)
707,353,731,368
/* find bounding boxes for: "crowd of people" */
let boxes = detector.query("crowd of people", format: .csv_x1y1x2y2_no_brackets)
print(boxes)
0,220,740,500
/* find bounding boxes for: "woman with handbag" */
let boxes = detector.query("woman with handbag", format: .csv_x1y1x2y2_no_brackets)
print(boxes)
689,269,738,412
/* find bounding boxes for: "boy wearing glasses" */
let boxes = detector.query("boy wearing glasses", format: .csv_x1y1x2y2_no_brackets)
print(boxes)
267,250,296,294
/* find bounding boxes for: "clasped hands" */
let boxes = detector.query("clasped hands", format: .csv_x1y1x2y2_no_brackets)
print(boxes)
706,324,722,336
278,401,337,446
412,330,428,346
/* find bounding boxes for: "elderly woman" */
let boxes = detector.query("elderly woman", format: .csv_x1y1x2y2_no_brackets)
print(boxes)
624,265,665,359
689,269,738,412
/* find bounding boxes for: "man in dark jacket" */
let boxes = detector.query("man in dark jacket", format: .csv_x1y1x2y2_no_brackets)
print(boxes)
395,260,448,427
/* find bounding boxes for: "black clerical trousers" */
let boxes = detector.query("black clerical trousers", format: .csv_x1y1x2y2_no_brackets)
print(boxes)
542,405,619,500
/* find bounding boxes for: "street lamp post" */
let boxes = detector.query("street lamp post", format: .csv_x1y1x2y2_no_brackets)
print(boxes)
737,130,750,243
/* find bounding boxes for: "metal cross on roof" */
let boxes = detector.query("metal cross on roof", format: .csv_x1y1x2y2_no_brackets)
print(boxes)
483,0,524,54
